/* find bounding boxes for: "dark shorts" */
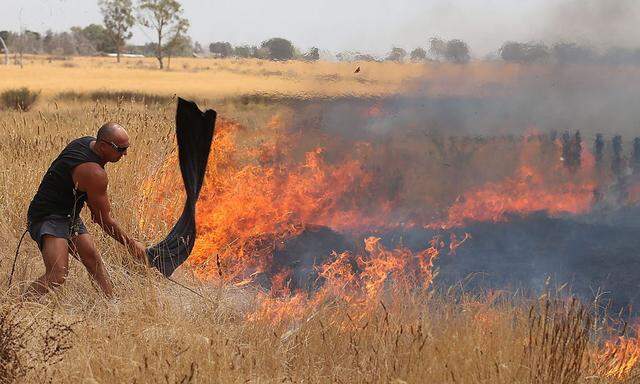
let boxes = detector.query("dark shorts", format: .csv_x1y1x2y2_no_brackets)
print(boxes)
27,215,88,251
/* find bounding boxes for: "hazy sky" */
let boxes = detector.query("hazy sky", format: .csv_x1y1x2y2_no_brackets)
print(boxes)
2,0,639,56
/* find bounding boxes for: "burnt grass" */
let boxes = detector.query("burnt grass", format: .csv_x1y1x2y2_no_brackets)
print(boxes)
373,207,640,315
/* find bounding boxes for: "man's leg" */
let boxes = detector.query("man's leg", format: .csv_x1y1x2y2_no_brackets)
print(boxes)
26,235,70,297
69,234,113,298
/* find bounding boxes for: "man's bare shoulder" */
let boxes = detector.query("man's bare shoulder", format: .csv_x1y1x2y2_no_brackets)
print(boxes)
73,163,108,191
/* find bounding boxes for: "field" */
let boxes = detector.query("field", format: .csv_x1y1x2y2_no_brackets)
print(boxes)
0,56,639,383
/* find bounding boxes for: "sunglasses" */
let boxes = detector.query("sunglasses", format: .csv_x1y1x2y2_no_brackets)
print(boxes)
101,139,129,153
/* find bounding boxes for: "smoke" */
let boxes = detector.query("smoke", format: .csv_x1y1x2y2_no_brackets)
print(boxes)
544,0,640,48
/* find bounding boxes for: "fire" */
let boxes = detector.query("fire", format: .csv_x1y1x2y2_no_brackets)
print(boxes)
248,236,445,323
597,333,640,379
141,107,633,323
436,164,596,228
431,134,597,228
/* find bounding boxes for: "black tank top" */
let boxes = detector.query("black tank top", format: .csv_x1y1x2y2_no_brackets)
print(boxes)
27,136,105,223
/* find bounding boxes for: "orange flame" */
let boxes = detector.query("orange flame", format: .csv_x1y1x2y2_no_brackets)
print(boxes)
598,333,640,379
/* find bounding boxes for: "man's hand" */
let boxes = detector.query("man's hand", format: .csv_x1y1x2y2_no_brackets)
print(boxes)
127,240,148,264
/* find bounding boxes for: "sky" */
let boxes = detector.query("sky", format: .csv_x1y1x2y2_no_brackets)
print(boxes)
1,0,639,56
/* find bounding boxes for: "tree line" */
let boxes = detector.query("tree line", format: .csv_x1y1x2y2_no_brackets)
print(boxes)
2,0,640,67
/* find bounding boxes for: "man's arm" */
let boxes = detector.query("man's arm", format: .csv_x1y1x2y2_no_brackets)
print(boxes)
73,163,147,262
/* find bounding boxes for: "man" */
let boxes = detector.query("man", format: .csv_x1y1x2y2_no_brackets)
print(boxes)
26,122,147,298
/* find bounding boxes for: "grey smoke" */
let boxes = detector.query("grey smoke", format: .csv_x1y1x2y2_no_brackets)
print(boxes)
543,0,640,49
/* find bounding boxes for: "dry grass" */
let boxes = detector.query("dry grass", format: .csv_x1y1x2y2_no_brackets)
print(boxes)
0,59,638,382
0,55,528,100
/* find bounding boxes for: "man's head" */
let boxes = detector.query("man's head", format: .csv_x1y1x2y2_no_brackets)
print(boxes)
95,122,130,162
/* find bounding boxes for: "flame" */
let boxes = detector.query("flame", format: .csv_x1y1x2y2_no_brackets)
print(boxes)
435,164,596,228
431,136,597,228
248,236,445,323
598,333,640,379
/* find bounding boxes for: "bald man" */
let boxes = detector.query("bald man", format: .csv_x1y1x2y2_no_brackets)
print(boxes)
26,123,147,298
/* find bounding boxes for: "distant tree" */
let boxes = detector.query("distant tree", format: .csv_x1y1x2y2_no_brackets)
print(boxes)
233,45,254,58
99,0,135,62
386,47,406,62
165,33,192,67
335,51,352,61
572,130,582,171
612,135,624,178
254,46,270,59
79,24,115,53
444,39,470,64
12,30,42,66
410,47,427,61
594,133,604,168
128,42,157,56
500,41,549,64
70,27,99,55
353,53,377,62
42,30,54,54
138,0,189,69
261,37,294,61
428,37,447,60
209,41,233,58
54,32,77,56
303,47,319,61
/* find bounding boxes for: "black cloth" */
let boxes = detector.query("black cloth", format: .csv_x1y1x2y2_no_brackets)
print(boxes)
27,136,105,224
27,214,88,250
146,98,216,276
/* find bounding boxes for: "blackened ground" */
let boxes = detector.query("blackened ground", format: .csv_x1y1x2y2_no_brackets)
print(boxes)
376,207,640,313
262,207,640,314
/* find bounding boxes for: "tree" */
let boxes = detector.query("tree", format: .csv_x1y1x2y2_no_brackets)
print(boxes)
100,0,135,62
353,53,377,62
594,133,604,168
234,45,255,58
165,33,192,67
410,47,426,61
81,24,115,53
71,27,98,55
429,37,447,60
386,47,406,62
42,30,54,54
209,41,233,58
612,135,623,178
138,0,189,69
303,47,319,61
261,37,294,61
444,39,470,64
500,41,549,64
